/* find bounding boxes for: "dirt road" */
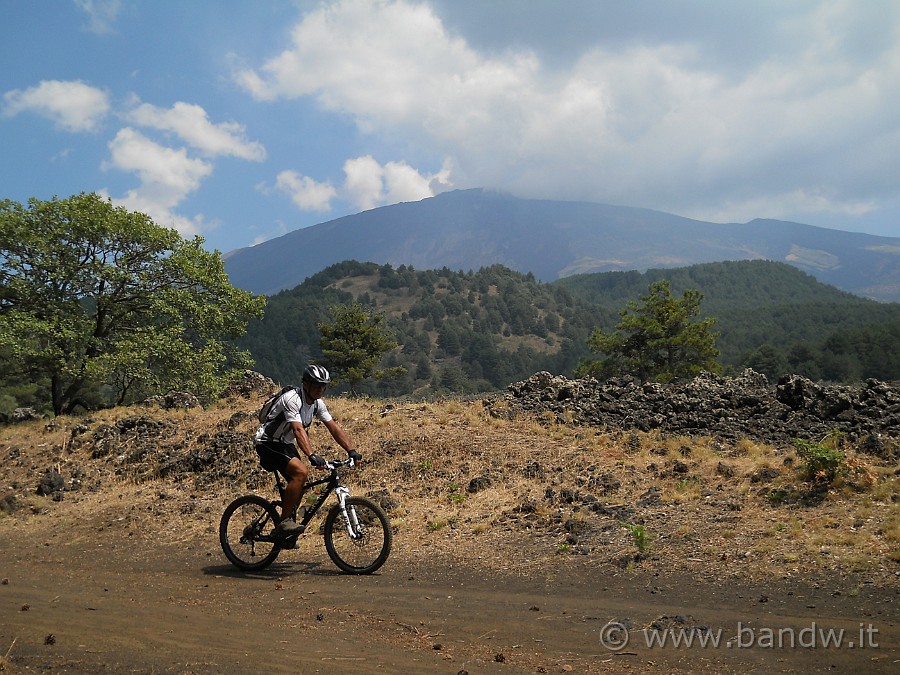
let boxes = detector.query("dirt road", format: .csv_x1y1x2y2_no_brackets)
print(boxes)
2,511,897,674
3,390,898,672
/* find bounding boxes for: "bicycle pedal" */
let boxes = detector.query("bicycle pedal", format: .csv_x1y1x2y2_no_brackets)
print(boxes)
277,526,304,547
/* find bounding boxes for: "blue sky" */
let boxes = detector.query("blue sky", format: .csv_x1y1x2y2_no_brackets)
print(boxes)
3,0,899,255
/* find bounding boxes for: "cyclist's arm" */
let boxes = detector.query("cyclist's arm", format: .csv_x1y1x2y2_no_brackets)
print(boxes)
290,420,316,459
323,419,355,455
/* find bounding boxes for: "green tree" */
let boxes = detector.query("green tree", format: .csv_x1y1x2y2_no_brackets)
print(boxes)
0,193,265,414
744,344,788,380
318,302,405,391
577,280,719,382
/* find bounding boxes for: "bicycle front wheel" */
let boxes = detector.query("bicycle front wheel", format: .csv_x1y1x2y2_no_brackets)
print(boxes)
324,496,392,574
219,494,282,571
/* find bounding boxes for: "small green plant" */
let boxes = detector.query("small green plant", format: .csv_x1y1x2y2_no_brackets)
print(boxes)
620,521,651,553
447,481,466,504
675,477,700,494
794,436,845,482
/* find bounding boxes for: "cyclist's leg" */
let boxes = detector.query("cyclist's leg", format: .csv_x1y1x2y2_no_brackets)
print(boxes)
256,441,307,520
280,455,308,521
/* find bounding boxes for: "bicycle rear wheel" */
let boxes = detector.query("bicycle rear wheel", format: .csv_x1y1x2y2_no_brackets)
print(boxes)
324,496,392,574
219,494,282,571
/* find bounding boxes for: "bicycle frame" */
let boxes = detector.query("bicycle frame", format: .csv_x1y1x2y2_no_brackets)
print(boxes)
272,459,358,536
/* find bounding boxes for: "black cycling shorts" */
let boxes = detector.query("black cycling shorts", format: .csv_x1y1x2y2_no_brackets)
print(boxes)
255,440,299,475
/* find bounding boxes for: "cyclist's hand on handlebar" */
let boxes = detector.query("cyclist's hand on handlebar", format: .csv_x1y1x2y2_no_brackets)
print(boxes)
309,453,327,468
348,449,362,464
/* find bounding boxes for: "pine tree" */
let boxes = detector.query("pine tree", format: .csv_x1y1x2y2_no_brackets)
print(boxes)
318,303,405,391
578,280,720,382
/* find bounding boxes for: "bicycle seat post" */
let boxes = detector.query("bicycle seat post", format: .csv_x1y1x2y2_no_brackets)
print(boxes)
274,471,286,502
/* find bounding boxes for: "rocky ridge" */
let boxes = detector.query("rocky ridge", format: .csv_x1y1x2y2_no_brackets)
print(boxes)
485,369,900,453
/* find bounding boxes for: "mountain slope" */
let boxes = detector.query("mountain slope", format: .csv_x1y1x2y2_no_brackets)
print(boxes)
224,189,900,301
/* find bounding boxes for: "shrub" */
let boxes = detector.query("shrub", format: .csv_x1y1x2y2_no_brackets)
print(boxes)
794,437,845,482
793,435,876,490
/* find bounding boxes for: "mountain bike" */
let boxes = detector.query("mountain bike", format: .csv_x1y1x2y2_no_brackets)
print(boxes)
219,456,392,574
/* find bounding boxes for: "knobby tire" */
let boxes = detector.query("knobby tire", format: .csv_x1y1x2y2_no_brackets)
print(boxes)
219,494,282,571
323,496,392,574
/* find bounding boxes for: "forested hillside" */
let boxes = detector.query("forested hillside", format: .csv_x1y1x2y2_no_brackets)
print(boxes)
239,260,900,396
239,261,602,395
557,261,900,383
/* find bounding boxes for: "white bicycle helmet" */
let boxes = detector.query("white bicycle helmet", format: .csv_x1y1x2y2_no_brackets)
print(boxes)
302,364,331,385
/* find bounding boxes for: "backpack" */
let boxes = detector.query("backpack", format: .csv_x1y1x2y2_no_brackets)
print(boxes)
257,385,318,439
257,385,299,425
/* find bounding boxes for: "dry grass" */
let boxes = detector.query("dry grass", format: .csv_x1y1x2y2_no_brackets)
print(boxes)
0,638,15,672
1,395,898,586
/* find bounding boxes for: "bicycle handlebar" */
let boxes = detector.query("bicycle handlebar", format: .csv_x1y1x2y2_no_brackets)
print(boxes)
324,457,356,470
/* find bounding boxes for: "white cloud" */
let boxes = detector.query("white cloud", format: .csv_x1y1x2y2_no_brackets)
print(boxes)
236,0,476,116
274,170,337,211
270,153,453,214
341,155,452,211
2,82,267,240
2,80,110,132
383,158,451,204
105,128,212,193
236,0,900,227
126,100,266,160
106,187,208,239
686,189,877,226
103,128,213,237
342,155,387,211
106,101,266,237
75,0,122,34
235,0,534,138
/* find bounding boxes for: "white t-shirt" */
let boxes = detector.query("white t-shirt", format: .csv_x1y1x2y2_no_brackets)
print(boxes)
255,388,333,444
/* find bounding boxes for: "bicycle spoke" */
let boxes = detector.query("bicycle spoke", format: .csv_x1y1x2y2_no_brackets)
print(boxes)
220,495,282,571
324,497,391,574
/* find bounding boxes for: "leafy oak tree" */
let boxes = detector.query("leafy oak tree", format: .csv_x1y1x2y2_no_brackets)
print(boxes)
0,193,266,414
577,280,719,382
318,302,405,391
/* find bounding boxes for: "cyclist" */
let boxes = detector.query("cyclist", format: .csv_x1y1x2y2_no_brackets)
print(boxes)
254,365,362,537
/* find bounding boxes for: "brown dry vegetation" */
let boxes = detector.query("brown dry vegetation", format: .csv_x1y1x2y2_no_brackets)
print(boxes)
2,393,897,587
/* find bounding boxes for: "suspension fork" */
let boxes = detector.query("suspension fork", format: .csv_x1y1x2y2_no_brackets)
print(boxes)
335,486,362,538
